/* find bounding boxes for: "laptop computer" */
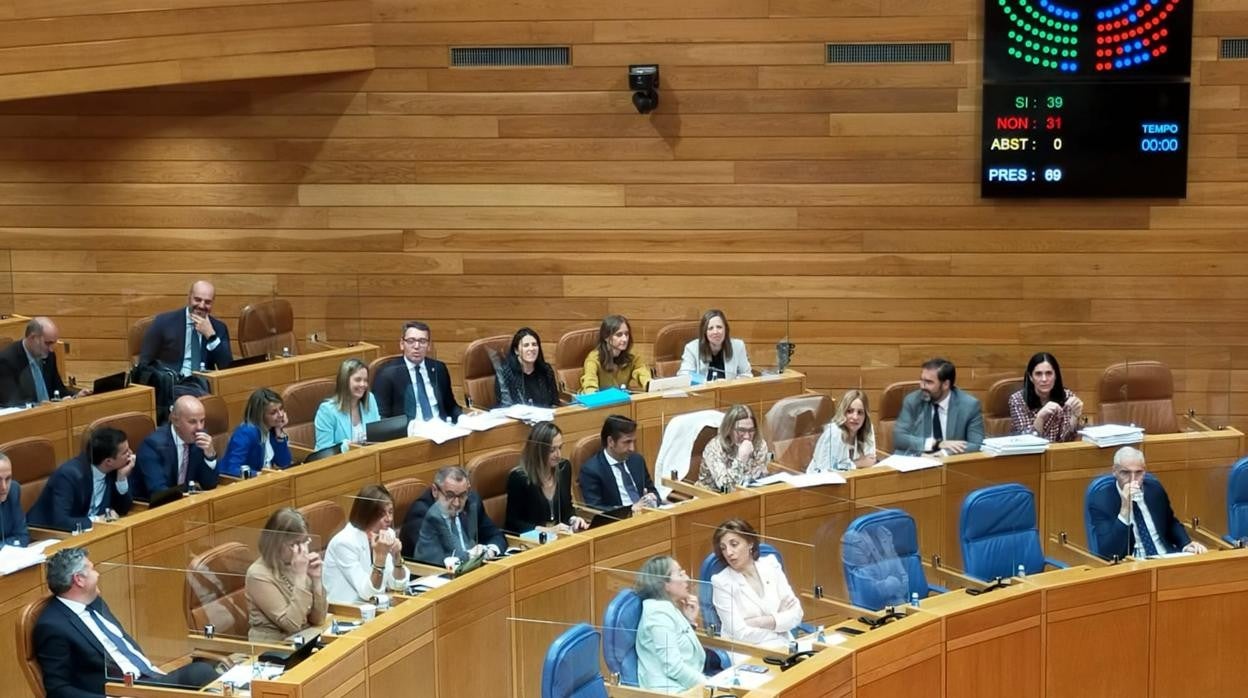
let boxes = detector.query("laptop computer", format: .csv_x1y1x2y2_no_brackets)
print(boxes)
229,354,269,368
258,633,321,670
147,487,184,509
91,371,128,395
365,415,409,443
589,504,634,529
301,445,341,464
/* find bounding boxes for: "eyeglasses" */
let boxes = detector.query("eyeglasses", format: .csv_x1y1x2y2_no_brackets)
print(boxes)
436,484,470,501
402,337,431,346
733,427,757,435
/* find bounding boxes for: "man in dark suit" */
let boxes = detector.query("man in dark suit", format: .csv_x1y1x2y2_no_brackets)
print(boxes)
579,414,658,512
892,357,985,456
374,320,462,423
0,317,88,407
399,487,435,559
1088,446,1208,559
0,452,30,546
27,428,135,532
134,395,219,500
411,466,505,569
34,547,218,697
139,280,232,376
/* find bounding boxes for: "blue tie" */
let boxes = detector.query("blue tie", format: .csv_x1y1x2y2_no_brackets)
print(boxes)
616,461,641,504
30,359,48,402
1132,501,1161,557
189,327,203,372
414,364,434,421
90,605,158,676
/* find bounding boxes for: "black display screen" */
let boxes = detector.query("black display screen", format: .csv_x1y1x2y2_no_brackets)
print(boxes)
981,0,1192,197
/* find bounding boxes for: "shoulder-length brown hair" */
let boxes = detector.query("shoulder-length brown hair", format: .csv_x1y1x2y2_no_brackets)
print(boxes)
697,309,735,363
348,484,393,530
258,507,310,572
834,389,874,453
596,314,634,372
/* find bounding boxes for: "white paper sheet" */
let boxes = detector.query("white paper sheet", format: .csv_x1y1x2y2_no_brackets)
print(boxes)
406,419,471,444
879,454,943,472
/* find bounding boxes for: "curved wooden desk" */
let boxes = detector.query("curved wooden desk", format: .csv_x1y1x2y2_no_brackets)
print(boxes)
1,376,1241,698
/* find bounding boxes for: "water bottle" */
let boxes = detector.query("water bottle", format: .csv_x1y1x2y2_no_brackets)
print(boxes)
788,639,799,654
199,361,206,372
51,390,61,402
252,662,262,679
240,465,252,480
282,346,291,358
331,618,340,635
816,625,826,643
910,592,920,608
203,623,215,639
1016,563,1026,578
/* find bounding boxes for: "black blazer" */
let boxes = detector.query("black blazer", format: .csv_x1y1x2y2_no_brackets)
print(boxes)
374,357,462,423
411,491,506,566
138,308,232,372
35,596,140,698
1088,476,1190,559
578,450,656,510
133,426,219,501
0,339,69,407
504,461,574,533
27,456,133,532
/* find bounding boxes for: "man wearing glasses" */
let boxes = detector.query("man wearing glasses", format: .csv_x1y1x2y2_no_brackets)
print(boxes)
407,466,506,571
374,320,462,423
0,317,89,407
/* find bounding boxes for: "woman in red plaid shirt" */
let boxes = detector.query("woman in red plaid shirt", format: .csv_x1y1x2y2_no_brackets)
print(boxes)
1008,352,1084,441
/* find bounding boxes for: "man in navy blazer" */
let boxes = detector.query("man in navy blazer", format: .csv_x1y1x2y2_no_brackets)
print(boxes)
892,357,984,456
0,318,89,407
27,428,135,532
134,395,219,500
410,466,506,569
579,414,658,511
374,320,462,423
139,280,232,375
34,548,217,697
1087,446,1207,559
0,453,30,546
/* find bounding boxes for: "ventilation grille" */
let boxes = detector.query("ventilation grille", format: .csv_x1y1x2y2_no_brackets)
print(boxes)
1221,38,1248,59
450,46,570,67
826,42,951,64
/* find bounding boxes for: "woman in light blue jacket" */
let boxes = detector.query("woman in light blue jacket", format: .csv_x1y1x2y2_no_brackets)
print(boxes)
314,358,380,452
635,555,706,694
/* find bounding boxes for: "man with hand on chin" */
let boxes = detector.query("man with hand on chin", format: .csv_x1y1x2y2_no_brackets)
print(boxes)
134,395,220,500
138,280,232,401
1088,446,1207,559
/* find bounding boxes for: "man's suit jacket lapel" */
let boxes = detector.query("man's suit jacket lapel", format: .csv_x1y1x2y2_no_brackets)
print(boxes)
159,430,179,486
945,391,959,437
463,497,480,543
72,458,93,516
595,452,621,507
55,598,109,660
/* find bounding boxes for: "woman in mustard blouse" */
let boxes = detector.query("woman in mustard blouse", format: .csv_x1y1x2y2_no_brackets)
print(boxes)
581,314,652,393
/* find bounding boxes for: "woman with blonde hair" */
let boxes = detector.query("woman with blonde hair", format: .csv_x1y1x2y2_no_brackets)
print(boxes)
314,358,380,452
245,507,327,642
807,389,876,472
696,404,770,491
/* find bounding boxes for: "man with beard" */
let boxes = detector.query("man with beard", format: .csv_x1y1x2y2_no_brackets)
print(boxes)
892,357,983,457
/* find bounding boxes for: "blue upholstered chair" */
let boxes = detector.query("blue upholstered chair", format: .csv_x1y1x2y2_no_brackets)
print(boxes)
1224,457,1248,545
602,589,642,686
697,543,815,638
541,622,608,698
842,508,948,611
959,483,1066,581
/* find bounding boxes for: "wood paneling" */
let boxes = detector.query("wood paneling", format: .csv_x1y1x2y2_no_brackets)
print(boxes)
0,1,375,99
0,0,1246,432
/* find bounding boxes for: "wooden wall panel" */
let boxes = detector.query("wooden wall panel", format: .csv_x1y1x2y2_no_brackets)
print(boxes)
1,1,1247,432
0,0,375,99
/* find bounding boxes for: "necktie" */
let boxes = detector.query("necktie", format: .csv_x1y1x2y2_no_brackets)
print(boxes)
616,462,641,504
1132,501,1161,557
189,324,202,372
414,365,434,421
91,475,107,516
89,605,158,677
31,359,48,402
453,512,469,555
931,403,944,443
179,443,190,485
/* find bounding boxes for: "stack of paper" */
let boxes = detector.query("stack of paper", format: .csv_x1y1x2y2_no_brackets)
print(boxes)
0,539,56,576
456,411,514,432
406,419,471,444
499,404,556,423
982,434,1051,456
1079,424,1145,448
879,454,943,472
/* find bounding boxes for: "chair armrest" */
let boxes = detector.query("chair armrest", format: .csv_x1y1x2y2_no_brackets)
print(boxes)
1043,557,1069,570
926,583,950,596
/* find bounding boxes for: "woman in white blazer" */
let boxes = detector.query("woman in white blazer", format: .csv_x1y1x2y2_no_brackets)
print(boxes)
709,518,804,647
314,358,381,452
677,309,751,383
322,484,409,604
635,555,706,694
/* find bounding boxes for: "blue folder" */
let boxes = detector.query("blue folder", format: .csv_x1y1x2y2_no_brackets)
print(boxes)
572,387,632,409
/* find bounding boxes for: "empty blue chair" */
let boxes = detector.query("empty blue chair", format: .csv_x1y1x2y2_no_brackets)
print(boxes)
542,622,608,698
842,508,948,611
1226,457,1248,545
602,589,642,686
960,484,1067,581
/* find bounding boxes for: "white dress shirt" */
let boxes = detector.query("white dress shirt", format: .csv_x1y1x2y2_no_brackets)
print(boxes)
90,464,128,516
923,392,952,453
57,597,160,677
170,425,216,484
404,357,440,420
182,308,222,375
603,450,637,506
1116,490,1171,556
807,424,876,473
322,524,409,604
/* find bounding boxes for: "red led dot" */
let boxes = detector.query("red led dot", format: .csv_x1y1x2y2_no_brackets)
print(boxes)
1160,28,1168,36
1152,32,1160,39
1137,9,1145,16
1097,23,1105,31
1142,38,1150,46
1116,46,1124,54
1143,3,1152,9
1097,36,1105,44
1158,10,1168,19
1152,49,1160,56
1160,45,1168,53
1165,2,1174,9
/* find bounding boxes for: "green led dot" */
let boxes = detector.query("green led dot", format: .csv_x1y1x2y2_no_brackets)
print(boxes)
1008,30,1016,38
1046,32,1054,40
1070,50,1077,57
